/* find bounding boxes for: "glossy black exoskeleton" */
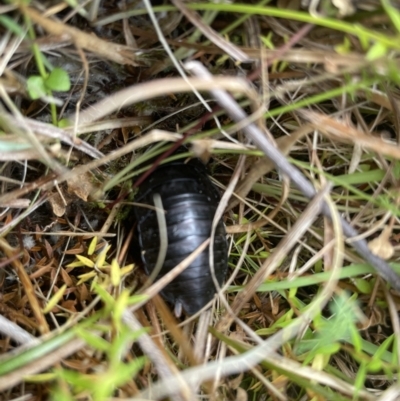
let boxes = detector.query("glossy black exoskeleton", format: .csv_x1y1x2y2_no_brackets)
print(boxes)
134,157,228,315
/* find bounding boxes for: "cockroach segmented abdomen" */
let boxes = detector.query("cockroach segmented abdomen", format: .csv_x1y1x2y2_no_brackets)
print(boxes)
134,158,228,315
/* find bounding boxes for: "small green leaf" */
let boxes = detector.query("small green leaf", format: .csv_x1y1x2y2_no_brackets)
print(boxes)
315,259,322,273
55,368,93,391
335,36,352,54
27,75,46,99
75,328,110,352
96,244,111,268
353,278,372,294
392,336,399,365
24,373,57,382
57,118,71,128
76,255,95,268
387,60,400,85
335,37,351,54
77,272,96,285
45,68,71,92
111,259,121,287
66,260,85,268
92,282,115,307
272,309,294,327
113,290,130,329
110,357,146,386
120,263,135,277
366,42,387,61
87,237,98,256
393,161,400,180
311,352,330,370
43,284,67,314
109,326,147,364
260,33,274,49
353,24,370,50
127,293,148,305
349,324,363,353
374,335,394,360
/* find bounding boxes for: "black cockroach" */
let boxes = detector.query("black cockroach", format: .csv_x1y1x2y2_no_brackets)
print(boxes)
134,156,228,316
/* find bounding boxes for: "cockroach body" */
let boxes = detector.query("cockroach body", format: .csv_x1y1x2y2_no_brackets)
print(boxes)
134,158,228,315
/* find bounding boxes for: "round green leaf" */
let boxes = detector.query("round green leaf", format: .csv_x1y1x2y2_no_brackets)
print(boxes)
58,118,71,128
45,67,71,92
27,75,46,100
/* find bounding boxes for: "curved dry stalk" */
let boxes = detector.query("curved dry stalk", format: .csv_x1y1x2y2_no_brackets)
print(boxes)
66,116,153,135
69,77,252,126
0,315,39,346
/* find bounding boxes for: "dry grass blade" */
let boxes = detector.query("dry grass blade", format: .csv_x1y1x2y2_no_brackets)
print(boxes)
170,0,249,62
151,295,199,366
0,148,45,161
22,6,140,65
71,77,251,126
66,116,153,135
0,315,39,345
300,109,400,159
0,174,56,208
